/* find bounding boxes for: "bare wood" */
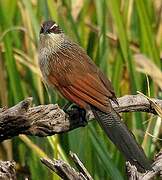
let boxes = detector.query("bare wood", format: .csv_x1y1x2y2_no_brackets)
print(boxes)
41,158,87,180
0,97,87,142
0,161,16,180
126,150,162,180
0,150,161,180
0,94,162,142
69,151,93,180
41,150,162,180
0,95,162,179
114,94,162,114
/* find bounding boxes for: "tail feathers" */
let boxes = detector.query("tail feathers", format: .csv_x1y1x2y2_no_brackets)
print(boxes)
91,106,152,172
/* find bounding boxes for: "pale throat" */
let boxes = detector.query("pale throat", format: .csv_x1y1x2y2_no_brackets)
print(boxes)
38,32,65,83
39,33,64,55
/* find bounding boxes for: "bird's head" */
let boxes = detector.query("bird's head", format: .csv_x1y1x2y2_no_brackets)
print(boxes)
39,20,64,52
40,20,62,35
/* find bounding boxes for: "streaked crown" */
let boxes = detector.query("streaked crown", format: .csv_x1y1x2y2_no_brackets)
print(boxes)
40,20,62,34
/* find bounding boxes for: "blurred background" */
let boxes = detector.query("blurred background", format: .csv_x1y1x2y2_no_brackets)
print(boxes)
0,0,162,179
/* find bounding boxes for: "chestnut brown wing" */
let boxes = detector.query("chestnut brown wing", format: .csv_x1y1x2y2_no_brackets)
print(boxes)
48,40,116,112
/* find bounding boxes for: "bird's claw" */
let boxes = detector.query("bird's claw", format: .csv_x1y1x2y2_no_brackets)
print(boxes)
64,104,87,126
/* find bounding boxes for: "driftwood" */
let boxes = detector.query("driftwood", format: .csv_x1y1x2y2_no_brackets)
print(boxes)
69,151,93,180
0,94,162,179
41,150,162,180
126,150,162,180
0,94,161,142
0,97,87,142
41,158,84,180
1,150,162,180
41,152,93,180
0,161,16,180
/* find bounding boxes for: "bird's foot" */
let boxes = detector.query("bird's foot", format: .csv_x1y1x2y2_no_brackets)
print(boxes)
64,104,87,127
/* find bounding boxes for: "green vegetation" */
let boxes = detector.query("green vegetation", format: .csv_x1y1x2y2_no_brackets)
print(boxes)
0,0,161,179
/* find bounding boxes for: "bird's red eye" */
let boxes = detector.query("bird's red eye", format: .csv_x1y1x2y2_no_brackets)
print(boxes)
50,26,57,33
50,24,62,34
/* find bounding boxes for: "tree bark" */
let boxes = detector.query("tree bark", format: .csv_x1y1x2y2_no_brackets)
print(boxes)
0,161,16,180
41,150,162,180
41,152,93,180
0,94,161,142
126,150,162,180
0,94,162,179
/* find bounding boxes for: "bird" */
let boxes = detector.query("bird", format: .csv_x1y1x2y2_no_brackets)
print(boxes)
38,20,152,172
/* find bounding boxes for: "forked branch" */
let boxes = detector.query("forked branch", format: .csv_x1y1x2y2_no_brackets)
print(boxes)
0,94,161,142
40,151,162,180
0,94,162,179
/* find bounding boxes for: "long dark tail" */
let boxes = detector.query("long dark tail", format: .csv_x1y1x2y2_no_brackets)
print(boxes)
91,105,152,172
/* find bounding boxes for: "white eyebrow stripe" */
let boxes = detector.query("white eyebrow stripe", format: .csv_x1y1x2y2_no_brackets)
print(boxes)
50,24,58,29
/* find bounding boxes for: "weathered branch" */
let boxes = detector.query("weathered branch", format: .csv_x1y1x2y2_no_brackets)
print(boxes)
0,94,161,142
0,95,162,179
69,151,93,180
41,150,162,180
0,161,16,180
41,152,93,180
41,158,85,180
126,150,162,180
0,97,87,142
